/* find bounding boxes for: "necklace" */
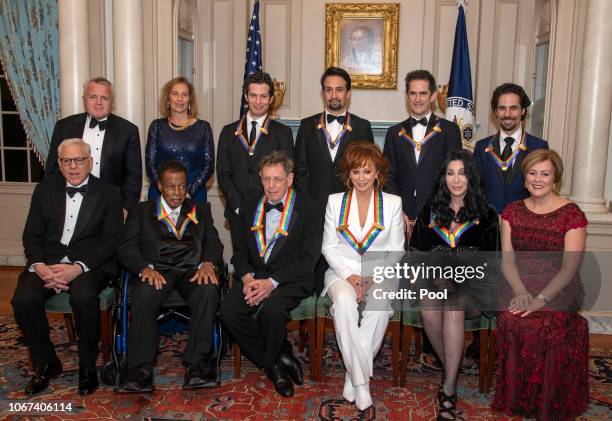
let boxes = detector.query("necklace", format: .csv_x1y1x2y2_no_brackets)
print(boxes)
168,117,193,131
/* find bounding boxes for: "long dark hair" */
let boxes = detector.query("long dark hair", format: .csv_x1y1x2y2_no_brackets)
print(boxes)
428,149,489,228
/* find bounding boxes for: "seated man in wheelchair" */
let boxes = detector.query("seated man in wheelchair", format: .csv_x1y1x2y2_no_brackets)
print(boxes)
12,138,123,396
117,160,223,392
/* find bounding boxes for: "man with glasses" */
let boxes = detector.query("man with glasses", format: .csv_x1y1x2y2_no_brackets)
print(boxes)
474,83,548,214
45,77,142,217
12,138,123,396
221,151,322,398
117,160,223,392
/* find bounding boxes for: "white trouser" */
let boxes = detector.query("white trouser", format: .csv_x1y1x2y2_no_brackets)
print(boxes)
327,278,391,387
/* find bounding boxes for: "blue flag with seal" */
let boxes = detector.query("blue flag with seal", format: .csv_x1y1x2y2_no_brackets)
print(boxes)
445,0,475,150
240,0,263,118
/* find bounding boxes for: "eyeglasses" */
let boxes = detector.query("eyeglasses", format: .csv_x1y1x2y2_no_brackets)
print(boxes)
261,176,288,184
59,156,90,166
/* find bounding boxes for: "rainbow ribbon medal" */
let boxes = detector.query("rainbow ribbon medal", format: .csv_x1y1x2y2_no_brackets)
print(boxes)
234,116,270,155
317,112,353,150
485,130,527,171
428,211,478,248
251,187,296,257
398,116,442,151
336,190,384,255
157,201,199,240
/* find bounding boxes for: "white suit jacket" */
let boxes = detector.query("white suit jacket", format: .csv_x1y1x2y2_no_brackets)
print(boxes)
321,191,405,296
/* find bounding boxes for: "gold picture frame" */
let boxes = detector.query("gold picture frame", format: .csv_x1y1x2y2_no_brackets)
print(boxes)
325,3,400,89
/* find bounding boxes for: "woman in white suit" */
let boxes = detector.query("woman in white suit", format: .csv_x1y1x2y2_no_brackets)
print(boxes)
322,141,405,411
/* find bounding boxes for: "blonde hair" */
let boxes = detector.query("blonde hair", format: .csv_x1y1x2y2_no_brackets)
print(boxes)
159,77,198,118
521,149,564,193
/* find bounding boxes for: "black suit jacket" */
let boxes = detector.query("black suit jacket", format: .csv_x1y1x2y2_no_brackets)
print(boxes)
231,191,323,296
294,112,374,207
118,199,223,275
44,113,142,209
22,175,123,275
383,115,462,218
216,118,294,218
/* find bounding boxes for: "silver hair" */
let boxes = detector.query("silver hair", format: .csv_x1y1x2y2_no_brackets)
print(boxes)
82,77,113,96
57,138,91,157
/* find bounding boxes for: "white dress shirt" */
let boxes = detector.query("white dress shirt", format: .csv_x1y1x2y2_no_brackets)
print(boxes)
160,196,182,226
499,127,522,155
83,115,107,177
324,110,347,162
409,111,432,163
246,112,267,145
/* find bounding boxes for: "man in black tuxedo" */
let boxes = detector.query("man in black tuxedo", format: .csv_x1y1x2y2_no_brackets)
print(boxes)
12,138,123,395
216,71,294,251
383,70,462,238
221,151,323,398
117,161,223,392
294,66,374,208
44,77,142,214
294,67,374,294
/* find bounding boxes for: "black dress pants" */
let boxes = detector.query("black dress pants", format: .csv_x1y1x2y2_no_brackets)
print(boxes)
12,270,106,368
220,280,305,369
127,267,218,371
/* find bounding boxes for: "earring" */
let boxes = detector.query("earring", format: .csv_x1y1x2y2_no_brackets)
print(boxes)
347,178,354,190
374,178,381,190
188,103,191,113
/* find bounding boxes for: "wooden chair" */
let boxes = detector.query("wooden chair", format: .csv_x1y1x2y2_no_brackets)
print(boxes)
314,295,401,385
400,300,496,393
232,294,317,379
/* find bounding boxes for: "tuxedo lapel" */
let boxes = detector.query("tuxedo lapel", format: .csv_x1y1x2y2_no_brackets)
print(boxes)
488,134,505,186
265,197,300,263
100,114,117,176
314,114,334,165
52,180,67,237
399,120,418,168
71,178,101,242
332,115,354,165
183,199,203,243
506,132,530,186
416,115,438,166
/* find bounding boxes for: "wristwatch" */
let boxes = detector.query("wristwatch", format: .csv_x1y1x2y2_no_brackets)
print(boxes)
537,293,548,303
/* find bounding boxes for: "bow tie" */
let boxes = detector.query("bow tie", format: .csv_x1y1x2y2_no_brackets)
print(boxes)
409,117,428,127
89,117,108,131
264,202,283,213
326,114,346,125
66,185,88,198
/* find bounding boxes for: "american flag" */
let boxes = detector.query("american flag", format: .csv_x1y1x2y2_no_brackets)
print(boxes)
240,0,263,118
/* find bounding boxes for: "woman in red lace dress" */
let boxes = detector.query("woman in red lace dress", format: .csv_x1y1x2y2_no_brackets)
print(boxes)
492,149,589,420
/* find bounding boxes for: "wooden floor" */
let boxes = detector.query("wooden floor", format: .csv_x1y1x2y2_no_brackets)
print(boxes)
0,266,20,315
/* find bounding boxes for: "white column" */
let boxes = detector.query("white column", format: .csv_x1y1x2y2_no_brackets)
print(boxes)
57,0,90,117
112,0,145,137
569,0,612,213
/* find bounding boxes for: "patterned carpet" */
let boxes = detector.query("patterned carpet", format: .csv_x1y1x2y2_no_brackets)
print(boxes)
0,315,610,420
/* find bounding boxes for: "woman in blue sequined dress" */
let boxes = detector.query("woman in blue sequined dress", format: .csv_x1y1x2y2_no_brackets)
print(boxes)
146,77,215,204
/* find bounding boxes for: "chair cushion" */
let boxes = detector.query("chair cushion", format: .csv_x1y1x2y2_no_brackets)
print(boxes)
45,286,115,313
290,294,317,320
316,294,401,321
400,299,495,330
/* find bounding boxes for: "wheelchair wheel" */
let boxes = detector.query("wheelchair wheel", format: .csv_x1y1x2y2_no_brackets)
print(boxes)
101,361,118,386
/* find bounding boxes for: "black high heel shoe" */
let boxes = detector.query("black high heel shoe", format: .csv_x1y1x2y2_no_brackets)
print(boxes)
437,388,465,421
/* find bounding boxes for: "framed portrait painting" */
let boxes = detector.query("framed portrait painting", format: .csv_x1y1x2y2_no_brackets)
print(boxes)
325,3,400,89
